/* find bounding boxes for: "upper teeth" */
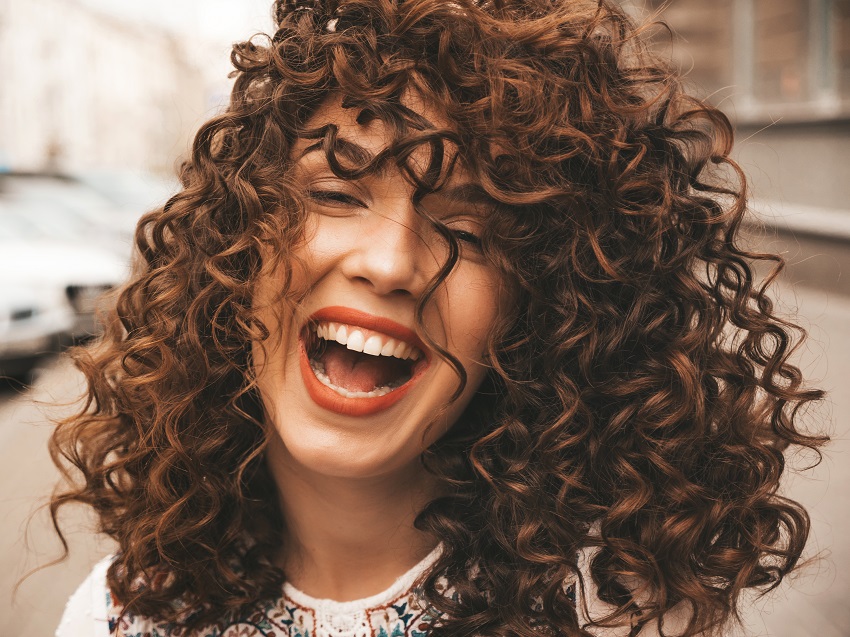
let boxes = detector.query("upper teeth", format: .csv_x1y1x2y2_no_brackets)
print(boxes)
315,322,423,361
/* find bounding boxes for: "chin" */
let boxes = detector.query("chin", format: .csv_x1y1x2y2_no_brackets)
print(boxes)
271,422,425,481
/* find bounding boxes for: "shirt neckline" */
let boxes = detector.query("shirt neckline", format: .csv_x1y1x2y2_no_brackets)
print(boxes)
281,543,443,614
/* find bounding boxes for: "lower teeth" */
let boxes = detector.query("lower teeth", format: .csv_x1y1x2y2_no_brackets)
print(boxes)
309,359,408,398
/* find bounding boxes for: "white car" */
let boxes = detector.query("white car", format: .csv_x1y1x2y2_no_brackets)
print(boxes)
0,173,133,260
0,239,127,340
0,282,74,379
0,193,129,358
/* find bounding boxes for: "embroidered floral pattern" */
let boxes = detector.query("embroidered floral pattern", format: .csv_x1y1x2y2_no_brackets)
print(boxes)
104,547,577,637
106,584,444,637
107,583,577,637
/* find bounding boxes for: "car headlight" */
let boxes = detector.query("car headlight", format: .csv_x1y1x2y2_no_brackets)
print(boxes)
10,307,36,321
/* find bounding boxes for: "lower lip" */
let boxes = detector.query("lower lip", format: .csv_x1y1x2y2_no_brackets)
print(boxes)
298,338,429,417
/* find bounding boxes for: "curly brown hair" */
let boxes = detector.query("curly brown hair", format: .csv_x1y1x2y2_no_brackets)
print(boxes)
50,0,826,635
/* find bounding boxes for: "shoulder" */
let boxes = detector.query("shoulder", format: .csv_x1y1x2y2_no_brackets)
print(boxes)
56,555,114,637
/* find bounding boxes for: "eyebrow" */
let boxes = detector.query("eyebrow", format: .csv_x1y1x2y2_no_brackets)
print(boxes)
297,137,498,208
432,183,498,208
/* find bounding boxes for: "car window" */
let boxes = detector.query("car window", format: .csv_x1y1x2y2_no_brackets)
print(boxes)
0,175,116,239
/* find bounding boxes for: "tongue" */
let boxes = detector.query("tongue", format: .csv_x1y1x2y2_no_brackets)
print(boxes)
321,343,410,392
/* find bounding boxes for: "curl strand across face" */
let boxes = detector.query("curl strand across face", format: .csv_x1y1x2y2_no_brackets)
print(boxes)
253,96,510,481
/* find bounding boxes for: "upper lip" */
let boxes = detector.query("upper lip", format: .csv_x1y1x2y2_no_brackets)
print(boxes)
305,306,430,360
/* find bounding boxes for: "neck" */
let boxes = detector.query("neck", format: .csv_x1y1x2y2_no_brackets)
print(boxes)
267,436,441,602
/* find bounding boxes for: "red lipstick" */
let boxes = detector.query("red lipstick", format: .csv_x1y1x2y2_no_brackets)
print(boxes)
299,306,431,416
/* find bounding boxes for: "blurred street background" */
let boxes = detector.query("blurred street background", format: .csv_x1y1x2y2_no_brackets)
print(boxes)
0,0,848,635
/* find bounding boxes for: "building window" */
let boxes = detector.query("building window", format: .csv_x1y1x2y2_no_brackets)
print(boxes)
753,0,809,102
623,0,850,122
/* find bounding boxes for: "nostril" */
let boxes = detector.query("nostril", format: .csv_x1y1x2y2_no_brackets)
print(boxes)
348,274,416,298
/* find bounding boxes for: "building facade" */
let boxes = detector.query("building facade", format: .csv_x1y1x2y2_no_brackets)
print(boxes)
614,0,850,299
0,0,231,174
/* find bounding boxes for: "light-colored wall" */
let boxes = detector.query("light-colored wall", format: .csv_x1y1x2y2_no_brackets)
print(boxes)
0,0,231,174
734,121,850,211
619,0,850,230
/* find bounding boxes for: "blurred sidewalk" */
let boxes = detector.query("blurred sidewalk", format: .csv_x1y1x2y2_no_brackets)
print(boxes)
0,359,115,635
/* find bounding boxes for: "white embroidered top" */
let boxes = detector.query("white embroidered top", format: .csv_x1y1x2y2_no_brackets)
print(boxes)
56,546,450,637
56,546,691,637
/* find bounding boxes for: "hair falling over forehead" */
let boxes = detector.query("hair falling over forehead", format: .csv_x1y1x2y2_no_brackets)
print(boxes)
49,0,826,635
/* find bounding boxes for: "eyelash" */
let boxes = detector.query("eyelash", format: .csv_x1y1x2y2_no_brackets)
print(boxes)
307,188,482,248
450,228,482,247
307,189,365,207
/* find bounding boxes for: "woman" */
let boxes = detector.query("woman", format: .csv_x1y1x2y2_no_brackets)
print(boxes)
51,1,825,635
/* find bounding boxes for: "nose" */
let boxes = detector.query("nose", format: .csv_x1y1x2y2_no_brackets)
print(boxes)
340,200,433,298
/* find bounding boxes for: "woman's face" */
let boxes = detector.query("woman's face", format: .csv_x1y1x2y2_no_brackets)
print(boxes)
253,96,509,481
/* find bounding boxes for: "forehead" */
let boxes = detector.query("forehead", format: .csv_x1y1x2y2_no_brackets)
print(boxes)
291,92,458,169
289,93,496,209
300,90,448,132
293,98,385,157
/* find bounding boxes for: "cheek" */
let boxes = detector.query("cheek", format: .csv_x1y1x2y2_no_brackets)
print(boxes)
250,256,307,399
444,267,507,361
251,298,295,400
299,212,356,268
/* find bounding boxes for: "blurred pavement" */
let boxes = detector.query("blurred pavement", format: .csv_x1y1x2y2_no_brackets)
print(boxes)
0,358,115,635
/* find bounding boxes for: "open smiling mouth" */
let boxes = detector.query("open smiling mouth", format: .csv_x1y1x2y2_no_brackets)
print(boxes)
298,312,430,416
